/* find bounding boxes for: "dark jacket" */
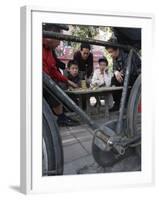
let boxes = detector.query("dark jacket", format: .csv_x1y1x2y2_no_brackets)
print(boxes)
113,49,141,85
73,51,93,78
64,70,81,86
43,47,68,82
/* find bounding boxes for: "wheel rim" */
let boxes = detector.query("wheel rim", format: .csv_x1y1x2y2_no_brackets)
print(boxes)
127,75,141,156
42,138,48,175
134,97,141,155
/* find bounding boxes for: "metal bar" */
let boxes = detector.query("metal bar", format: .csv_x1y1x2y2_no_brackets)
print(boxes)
43,72,99,130
116,49,134,135
43,31,133,50
122,135,141,147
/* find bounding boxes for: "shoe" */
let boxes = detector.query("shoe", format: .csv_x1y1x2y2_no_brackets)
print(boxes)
65,116,80,124
109,104,119,112
57,116,79,127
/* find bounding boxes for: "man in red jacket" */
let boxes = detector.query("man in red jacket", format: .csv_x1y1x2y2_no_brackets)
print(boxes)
43,23,78,126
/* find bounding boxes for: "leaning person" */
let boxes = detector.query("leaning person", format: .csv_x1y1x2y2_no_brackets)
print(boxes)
43,23,78,126
106,38,141,111
73,43,93,82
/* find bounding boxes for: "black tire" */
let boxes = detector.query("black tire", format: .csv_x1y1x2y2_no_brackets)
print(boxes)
127,75,141,156
42,98,63,176
92,142,120,167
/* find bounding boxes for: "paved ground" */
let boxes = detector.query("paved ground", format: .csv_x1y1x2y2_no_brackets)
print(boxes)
59,112,141,175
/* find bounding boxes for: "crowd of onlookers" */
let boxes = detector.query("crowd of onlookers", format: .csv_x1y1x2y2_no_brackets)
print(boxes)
43,23,141,126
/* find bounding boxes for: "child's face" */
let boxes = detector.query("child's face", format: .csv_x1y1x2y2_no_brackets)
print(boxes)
69,64,79,77
99,62,108,72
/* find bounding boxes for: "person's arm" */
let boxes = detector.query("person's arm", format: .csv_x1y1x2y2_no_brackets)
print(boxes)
87,53,93,78
112,60,118,72
112,60,124,83
45,64,78,88
67,80,78,88
91,70,104,86
43,62,68,82
48,63,68,82
43,48,68,82
121,52,129,75
115,51,141,83
114,71,124,83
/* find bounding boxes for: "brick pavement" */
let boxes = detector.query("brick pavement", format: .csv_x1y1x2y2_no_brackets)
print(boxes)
60,113,141,175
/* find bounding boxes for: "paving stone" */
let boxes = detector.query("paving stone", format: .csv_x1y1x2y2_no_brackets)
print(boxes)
80,140,92,154
63,163,77,175
76,155,141,175
105,155,141,173
72,131,93,142
62,135,77,146
77,162,105,174
66,126,86,133
63,143,88,163
61,132,71,139
64,155,95,175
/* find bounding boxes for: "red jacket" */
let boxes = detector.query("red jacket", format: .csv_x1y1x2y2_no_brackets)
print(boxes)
43,47,68,82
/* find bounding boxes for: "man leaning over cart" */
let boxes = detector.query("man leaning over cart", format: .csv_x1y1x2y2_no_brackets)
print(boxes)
43,23,79,126
106,37,141,111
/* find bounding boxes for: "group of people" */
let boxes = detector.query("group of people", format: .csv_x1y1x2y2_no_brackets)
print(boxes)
64,55,111,88
43,23,141,126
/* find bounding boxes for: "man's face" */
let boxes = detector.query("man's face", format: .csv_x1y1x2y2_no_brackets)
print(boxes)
107,48,119,59
69,64,79,77
80,48,90,60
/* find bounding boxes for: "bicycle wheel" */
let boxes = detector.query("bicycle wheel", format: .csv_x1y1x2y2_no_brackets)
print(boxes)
42,98,64,176
127,75,141,156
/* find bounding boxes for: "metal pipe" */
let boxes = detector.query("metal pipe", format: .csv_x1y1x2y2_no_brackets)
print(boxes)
116,49,134,135
43,72,99,130
43,31,133,50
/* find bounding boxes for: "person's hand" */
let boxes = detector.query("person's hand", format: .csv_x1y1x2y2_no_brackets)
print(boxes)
68,80,78,88
114,71,124,83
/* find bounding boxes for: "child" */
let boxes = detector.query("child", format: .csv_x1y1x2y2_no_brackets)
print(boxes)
64,60,81,106
90,57,114,109
65,60,81,88
91,57,112,87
